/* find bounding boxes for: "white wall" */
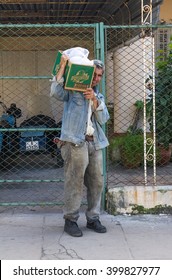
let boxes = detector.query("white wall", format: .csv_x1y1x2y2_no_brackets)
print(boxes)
113,37,153,133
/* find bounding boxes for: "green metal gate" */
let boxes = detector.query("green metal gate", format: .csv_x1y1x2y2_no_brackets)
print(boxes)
0,23,103,207
0,22,172,209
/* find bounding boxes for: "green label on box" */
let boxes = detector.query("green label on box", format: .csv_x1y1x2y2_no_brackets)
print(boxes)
65,63,95,92
52,52,95,92
52,51,62,76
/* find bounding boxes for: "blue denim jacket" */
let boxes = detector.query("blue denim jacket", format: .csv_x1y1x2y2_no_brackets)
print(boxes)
50,79,110,150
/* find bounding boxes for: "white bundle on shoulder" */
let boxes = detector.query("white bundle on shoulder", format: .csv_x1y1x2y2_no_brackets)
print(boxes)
63,47,93,66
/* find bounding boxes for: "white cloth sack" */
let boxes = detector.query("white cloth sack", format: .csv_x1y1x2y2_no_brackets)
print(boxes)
63,47,89,59
63,47,93,66
86,100,95,136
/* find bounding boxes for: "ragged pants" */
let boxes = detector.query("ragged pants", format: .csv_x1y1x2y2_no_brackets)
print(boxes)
60,141,103,222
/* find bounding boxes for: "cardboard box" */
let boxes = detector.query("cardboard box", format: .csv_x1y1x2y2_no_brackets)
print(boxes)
52,51,95,92
52,51,63,76
64,62,95,92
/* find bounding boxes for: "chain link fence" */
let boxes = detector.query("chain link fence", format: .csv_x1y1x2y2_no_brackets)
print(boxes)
0,24,96,207
105,25,172,189
0,23,172,208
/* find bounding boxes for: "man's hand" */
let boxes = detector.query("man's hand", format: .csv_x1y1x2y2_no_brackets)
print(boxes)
56,54,69,81
83,88,98,109
60,54,69,68
83,88,95,100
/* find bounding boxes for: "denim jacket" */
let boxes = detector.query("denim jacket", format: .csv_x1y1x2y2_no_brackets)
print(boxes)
50,78,110,150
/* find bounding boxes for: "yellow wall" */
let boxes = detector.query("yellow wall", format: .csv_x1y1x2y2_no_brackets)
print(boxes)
160,0,172,23
0,36,94,125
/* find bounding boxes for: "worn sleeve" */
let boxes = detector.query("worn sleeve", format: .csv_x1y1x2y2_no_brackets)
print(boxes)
93,93,110,125
50,77,69,102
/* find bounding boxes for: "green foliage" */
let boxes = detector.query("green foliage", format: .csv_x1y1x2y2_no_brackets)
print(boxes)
148,39,172,149
127,100,152,135
109,133,162,168
134,100,144,110
109,134,144,168
120,134,144,168
131,204,172,215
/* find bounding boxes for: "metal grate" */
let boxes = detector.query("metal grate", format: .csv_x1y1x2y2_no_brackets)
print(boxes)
0,23,96,206
105,24,172,188
0,22,172,208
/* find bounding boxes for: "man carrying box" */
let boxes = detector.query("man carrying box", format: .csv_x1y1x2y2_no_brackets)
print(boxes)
50,52,109,237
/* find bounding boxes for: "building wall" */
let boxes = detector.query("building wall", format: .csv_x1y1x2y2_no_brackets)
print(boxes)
160,0,172,23
0,35,94,125
0,49,57,125
112,38,152,133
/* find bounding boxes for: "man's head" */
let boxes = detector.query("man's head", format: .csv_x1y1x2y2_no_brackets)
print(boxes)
92,59,105,88
93,60,105,73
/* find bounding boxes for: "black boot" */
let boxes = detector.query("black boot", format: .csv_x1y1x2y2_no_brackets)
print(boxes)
87,219,107,233
64,219,83,237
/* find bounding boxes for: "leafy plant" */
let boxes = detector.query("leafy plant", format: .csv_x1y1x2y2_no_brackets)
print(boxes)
148,38,172,149
109,133,144,168
120,134,144,168
127,100,152,135
109,131,163,168
109,48,172,169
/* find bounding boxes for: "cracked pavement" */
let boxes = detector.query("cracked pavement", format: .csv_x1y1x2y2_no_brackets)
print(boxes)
0,210,172,260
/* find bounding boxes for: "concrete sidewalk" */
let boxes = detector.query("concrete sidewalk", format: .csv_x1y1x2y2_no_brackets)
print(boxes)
0,209,172,260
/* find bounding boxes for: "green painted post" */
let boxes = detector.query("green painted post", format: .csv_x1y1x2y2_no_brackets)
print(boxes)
94,23,107,210
99,22,107,211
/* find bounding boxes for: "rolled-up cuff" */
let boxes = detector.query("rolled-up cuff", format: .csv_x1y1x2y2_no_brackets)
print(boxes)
49,76,64,86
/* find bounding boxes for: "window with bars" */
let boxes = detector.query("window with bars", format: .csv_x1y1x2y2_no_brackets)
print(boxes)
156,28,171,59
